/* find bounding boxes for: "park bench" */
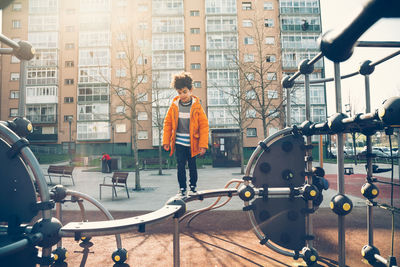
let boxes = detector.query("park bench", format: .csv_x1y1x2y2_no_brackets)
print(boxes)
141,158,169,170
99,172,130,200
45,165,75,185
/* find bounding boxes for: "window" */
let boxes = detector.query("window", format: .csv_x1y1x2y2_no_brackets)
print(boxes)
117,51,126,59
117,33,127,41
66,8,75,14
12,3,22,11
10,91,19,99
266,55,276,62
10,108,19,117
66,26,74,32
65,61,74,67
268,90,278,99
265,37,275,44
138,22,148,30
245,73,254,81
190,28,200,34
244,37,254,45
264,1,273,10
138,92,148,102
267,72,277,80
12,20,21,29
116,124,126,133
116,69,127,78
64,97,74,103
246,109,257,119
65,79,74,85
190,10,200,16
191,63,201,70
242,2,252,10
138,4,148,12
246,90,256,100
193,81,201,88
247,128,257,137
11,56,20,63
117,0,128,7
138,75,148,83
11,73,20,81
65,43,75,49
190,45,200,52
64,115,73,122
137,57,148,65
138,111,148,121
116,106,125,113
242,20,252,27
138,131,148,140
264,19,274,27
244,54,254,62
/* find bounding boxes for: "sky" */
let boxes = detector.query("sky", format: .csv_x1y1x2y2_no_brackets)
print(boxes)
319,0,400,115
1,1,399,116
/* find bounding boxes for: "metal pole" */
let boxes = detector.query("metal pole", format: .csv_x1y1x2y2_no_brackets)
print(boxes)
364,74,374,246
56,202,63,248
69,119,72,165
173,217,180,267
286,88,291,127
334,62,346,267
319,135,323,168
18,60,27,117
304,73,313,248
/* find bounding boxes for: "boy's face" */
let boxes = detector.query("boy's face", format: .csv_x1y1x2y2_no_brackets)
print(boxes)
176,87,193,103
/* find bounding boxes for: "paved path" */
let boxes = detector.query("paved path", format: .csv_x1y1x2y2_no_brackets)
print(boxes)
44,162,399,212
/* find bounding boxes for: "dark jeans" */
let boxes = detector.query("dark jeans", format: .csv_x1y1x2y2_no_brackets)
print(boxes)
106,160,112,173
175,144,197,190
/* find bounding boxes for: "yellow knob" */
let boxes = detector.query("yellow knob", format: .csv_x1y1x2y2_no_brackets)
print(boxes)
343,203,351,211
310,190,316,197
361,250,365,256
361,188,365,194
378,107,385,119
114,255,120,262
54,254,58,261
372,189,378,195
330,202,334,209
310,255,316,262
65,252,68,258
244,191,251,198
27,123,33,132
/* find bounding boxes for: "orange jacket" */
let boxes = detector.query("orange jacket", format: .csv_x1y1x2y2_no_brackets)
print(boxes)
163,95,209,157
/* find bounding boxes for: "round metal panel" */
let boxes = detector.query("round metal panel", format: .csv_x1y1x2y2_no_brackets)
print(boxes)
0,138,37,223
251,134,306,251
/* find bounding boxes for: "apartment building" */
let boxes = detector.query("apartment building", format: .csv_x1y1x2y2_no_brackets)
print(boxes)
0,0,325,157
279,0,327,125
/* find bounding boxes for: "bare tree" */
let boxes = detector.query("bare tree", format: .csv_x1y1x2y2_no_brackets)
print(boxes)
106,30,152,190
232,14,286,138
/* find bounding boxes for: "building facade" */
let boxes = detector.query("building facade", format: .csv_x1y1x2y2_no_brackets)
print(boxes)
0,0,325,154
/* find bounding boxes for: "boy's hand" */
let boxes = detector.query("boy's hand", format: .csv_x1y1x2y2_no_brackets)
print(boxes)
163,144,170,151
199,147,206,156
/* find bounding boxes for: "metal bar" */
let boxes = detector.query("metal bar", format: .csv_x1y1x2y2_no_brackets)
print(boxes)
0,33,20,49
334,62,346,267
357,41,400,48
18,61,27,117
308,52,323,66
0,48,13,54
66,190,122,249
371,49,400,67
286,88,291,127
173,217,180,267
364,74,374,247
56,202,63,248
304,73,314,248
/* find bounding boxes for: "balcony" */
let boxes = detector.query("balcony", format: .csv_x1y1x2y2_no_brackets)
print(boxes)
26,115,57,124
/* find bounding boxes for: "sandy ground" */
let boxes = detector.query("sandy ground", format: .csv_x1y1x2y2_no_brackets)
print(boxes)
52,207,400,267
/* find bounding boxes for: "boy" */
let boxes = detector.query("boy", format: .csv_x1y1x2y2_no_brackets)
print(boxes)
163,72,209,196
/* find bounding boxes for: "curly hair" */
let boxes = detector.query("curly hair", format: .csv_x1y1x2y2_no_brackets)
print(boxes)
170,72,193,90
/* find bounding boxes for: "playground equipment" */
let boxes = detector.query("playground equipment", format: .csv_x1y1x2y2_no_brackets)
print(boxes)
0,0,399,266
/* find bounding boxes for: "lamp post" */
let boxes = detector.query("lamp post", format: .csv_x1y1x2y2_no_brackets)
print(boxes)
111,124,115,155
68,116,73,165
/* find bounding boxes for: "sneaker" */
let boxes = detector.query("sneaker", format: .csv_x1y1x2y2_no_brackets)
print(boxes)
189,185,197,193
180,188,186,197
